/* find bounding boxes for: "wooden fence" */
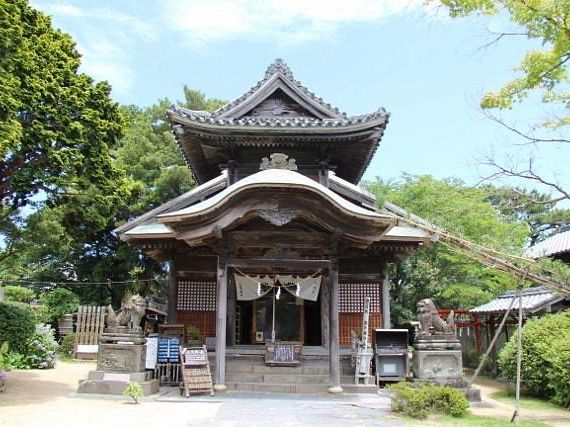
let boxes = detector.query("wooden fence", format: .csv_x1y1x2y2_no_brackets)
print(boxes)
74,305,107,359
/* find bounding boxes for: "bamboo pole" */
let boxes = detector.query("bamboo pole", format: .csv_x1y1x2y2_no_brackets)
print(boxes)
513,288,524,425
391,215,569,295
466,294,516,393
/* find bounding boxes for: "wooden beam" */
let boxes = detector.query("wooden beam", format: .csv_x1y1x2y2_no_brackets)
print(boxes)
227,258,330,269
338,273,382,281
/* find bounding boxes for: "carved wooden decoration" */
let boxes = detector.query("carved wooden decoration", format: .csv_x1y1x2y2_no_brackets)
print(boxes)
263,247,300,259
259,153,298,171
242,89,316,119
257,208,298,226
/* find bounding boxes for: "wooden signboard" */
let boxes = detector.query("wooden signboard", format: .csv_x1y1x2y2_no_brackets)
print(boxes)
265,342,302,366
183,348,208,365
179,346,214,397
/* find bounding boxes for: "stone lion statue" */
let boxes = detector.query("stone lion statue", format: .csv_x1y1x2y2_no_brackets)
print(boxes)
107,294,146,330
416,298,455,337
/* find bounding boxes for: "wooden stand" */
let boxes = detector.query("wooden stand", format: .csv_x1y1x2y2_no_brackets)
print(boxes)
179,345,214,397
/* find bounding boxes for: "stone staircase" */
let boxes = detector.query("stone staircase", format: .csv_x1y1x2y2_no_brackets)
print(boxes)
225,356,377,394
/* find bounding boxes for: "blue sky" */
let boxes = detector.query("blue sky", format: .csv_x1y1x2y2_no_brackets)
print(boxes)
31,0,567,192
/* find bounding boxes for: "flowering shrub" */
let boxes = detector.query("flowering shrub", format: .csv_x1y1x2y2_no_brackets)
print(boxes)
26,324,58,369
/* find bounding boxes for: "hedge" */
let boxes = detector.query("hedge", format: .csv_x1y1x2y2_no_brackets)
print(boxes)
0,302,36,354
388,381,469,419
498,310,570,408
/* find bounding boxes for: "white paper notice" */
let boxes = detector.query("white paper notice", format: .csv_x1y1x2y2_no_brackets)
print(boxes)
146,336,158,369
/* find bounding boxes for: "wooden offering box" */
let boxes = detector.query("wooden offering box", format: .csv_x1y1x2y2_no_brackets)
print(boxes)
265,342,302,366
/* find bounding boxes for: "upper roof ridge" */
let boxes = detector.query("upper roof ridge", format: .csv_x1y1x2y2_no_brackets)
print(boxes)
264,58,294,79
210,58,347,119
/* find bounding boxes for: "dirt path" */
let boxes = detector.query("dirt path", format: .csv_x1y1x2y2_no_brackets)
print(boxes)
0,361,219,427
470,377,570,426
1,362,568,426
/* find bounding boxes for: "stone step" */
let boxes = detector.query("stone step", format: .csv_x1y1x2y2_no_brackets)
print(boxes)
225,373,330,384
226,382,378,394
226,362,353,376
226,373,360,384
339,384,378,394
77,378,158,396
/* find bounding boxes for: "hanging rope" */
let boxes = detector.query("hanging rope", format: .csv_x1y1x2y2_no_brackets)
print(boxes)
0,278,159,288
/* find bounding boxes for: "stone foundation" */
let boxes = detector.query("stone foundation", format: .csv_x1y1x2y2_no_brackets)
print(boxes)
78,328,158,396
412,349,463,387
78,370,158,395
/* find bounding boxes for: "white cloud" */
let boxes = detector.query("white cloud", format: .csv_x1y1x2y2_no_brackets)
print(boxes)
74,38,135,96
30,1,158,99
162,0,429,44
34,1,157,40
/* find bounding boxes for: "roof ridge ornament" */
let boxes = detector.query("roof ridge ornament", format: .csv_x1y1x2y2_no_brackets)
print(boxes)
259,153,298,171
265,58,294,79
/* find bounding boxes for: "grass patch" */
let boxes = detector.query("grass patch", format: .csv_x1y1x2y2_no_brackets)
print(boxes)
491,391,564,412
434,414,552,426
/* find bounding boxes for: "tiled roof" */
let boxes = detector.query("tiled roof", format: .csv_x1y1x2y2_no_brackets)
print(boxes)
169,104,387,129
167,58,389,130
158,169,392,220
211,58,347,119
526,230,570,258
114,171,227,235
470,287,564,314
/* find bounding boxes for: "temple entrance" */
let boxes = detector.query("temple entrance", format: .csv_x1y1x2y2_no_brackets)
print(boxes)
255,291,302,342
234,275,322,346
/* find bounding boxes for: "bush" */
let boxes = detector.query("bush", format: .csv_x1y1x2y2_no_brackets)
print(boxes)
123,382,144,404
4,352,29,370
498,310,570,408
4,286,35,303
40,288,79,322
57,333,77,358
0,342,9,371
388,381,469,419
26,324,58,369
31,305,51,325
0,302,36,354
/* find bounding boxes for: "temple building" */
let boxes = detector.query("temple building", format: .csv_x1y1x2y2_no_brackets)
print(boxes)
115,59,429,393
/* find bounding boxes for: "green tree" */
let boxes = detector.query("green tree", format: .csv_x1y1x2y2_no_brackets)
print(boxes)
485,186,570,244
0,0,128,220
365,175,528,324
0,87,225,306
433,0,570,202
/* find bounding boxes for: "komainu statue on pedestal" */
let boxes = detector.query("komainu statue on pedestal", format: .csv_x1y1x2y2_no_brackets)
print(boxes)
106,294,146,330
416,298,455,338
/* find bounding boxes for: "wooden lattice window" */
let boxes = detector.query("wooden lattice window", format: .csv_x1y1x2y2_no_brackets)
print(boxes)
339,282,381,313
177,281,217,311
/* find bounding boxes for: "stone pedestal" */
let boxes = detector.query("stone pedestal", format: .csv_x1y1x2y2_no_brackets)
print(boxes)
412,335,464,387
413,349,464,387
78,328,158,396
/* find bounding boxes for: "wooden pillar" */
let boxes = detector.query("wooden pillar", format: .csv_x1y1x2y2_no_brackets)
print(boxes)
214,254,228,391
167,258,177,323
328,257,342,393
382,266,391,329
320,277,330,349
227,272,236,346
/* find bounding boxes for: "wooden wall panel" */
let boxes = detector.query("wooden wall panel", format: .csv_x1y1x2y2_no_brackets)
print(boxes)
339,312,382,346
176,311,217,338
